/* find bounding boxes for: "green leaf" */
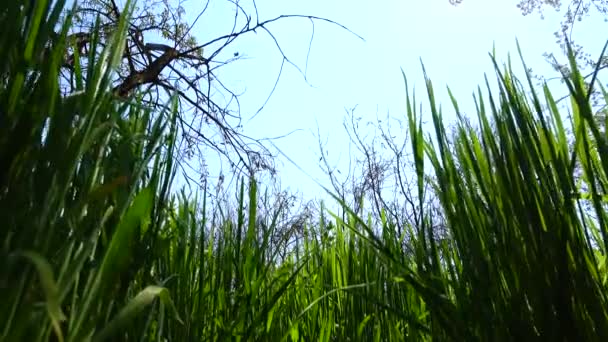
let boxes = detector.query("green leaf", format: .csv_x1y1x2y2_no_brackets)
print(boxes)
99,187,153,286
92,285,183,341
17,251,66,342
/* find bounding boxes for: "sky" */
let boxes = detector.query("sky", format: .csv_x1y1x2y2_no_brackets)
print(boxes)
177,0,608,204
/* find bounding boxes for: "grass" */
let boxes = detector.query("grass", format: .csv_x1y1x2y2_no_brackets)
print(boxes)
2,0,608,341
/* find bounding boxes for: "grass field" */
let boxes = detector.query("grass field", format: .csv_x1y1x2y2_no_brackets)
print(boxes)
2,1,608,341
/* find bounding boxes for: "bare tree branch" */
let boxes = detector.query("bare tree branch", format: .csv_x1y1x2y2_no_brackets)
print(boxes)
58,0,363,184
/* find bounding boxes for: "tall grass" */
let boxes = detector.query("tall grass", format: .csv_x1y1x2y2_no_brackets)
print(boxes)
2,0,608,340
396,43,608,339
0,0,182,340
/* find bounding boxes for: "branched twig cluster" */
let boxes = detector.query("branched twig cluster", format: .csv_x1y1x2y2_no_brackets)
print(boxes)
317,107,447,253
57,0,362,188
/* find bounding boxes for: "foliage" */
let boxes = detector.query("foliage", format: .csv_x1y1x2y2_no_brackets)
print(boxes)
3,0,608,341
1,0,181,340
401,40,608,339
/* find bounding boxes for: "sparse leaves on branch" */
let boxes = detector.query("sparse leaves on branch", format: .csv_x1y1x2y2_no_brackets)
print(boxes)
451,1,607,88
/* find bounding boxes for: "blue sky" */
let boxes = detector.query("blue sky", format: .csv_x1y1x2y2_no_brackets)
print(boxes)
180,0,607,202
